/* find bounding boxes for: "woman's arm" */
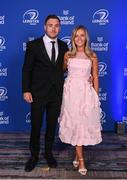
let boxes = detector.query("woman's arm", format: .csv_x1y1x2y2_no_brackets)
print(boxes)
63,51,69,71
92,56,99,95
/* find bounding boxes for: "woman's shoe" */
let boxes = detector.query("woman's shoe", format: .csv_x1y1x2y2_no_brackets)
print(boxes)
78,168,87,175
73,160,79,168
78,158,87,175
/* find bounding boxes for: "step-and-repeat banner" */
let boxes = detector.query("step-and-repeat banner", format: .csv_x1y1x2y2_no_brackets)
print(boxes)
0,0,127,132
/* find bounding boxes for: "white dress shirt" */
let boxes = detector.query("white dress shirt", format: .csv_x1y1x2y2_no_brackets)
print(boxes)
43,34,58,61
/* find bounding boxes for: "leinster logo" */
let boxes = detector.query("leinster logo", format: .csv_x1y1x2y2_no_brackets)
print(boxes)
23,9,39,25
100,111,106,124
92,9,109,25
0,36,6,51
26,112,31,123
0,87,8,101
0,16,4,24
0,36,5,47
61,36,71,48
98,62,107,77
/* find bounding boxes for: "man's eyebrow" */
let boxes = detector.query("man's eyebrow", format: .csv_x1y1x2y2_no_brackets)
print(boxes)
47,23,59,25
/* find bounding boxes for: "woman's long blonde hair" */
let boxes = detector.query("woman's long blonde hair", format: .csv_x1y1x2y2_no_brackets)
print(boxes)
69,25,96,59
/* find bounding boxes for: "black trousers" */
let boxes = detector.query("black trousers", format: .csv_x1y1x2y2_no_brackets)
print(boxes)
30,86,62,158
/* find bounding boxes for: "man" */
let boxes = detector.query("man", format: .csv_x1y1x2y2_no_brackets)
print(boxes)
22,14,68,172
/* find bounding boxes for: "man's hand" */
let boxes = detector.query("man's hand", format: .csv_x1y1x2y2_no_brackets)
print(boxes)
23,92,33,103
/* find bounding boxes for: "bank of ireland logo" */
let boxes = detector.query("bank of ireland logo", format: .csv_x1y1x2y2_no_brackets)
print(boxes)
0,111,9,125
99,88,107,101
61,36,71,48
58,9,75,25
100,111,106,124
91,36,109,52
98,62,107,77
0,87,8,101
23,9,39,25
92,9,109,25
0,36,6,51
0,62,7,77
26,112,31,123
63,10,69,16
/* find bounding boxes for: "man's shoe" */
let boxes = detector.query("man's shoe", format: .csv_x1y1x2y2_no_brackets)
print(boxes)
24,157,38,172
44,154,57,168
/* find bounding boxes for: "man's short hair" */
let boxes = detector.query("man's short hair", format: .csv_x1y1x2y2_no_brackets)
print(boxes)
45,14,60,24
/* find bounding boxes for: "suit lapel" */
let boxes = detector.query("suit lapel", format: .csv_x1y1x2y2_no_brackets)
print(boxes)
38,37,51,65
55,39,62,64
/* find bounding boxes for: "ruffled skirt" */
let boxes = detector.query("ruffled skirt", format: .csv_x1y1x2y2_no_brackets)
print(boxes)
59,77,102,146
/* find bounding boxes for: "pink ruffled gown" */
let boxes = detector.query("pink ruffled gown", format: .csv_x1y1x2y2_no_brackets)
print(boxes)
59,52,102,146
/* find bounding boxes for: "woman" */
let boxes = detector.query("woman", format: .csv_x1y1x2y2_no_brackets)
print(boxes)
59,25,102,175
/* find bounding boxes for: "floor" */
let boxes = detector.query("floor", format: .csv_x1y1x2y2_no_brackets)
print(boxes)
0,132,127,179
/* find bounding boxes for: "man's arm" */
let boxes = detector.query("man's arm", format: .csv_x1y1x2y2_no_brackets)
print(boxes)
22,42,34,103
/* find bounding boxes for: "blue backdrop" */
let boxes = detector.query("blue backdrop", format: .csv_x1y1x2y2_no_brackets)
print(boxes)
0,0,127,132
